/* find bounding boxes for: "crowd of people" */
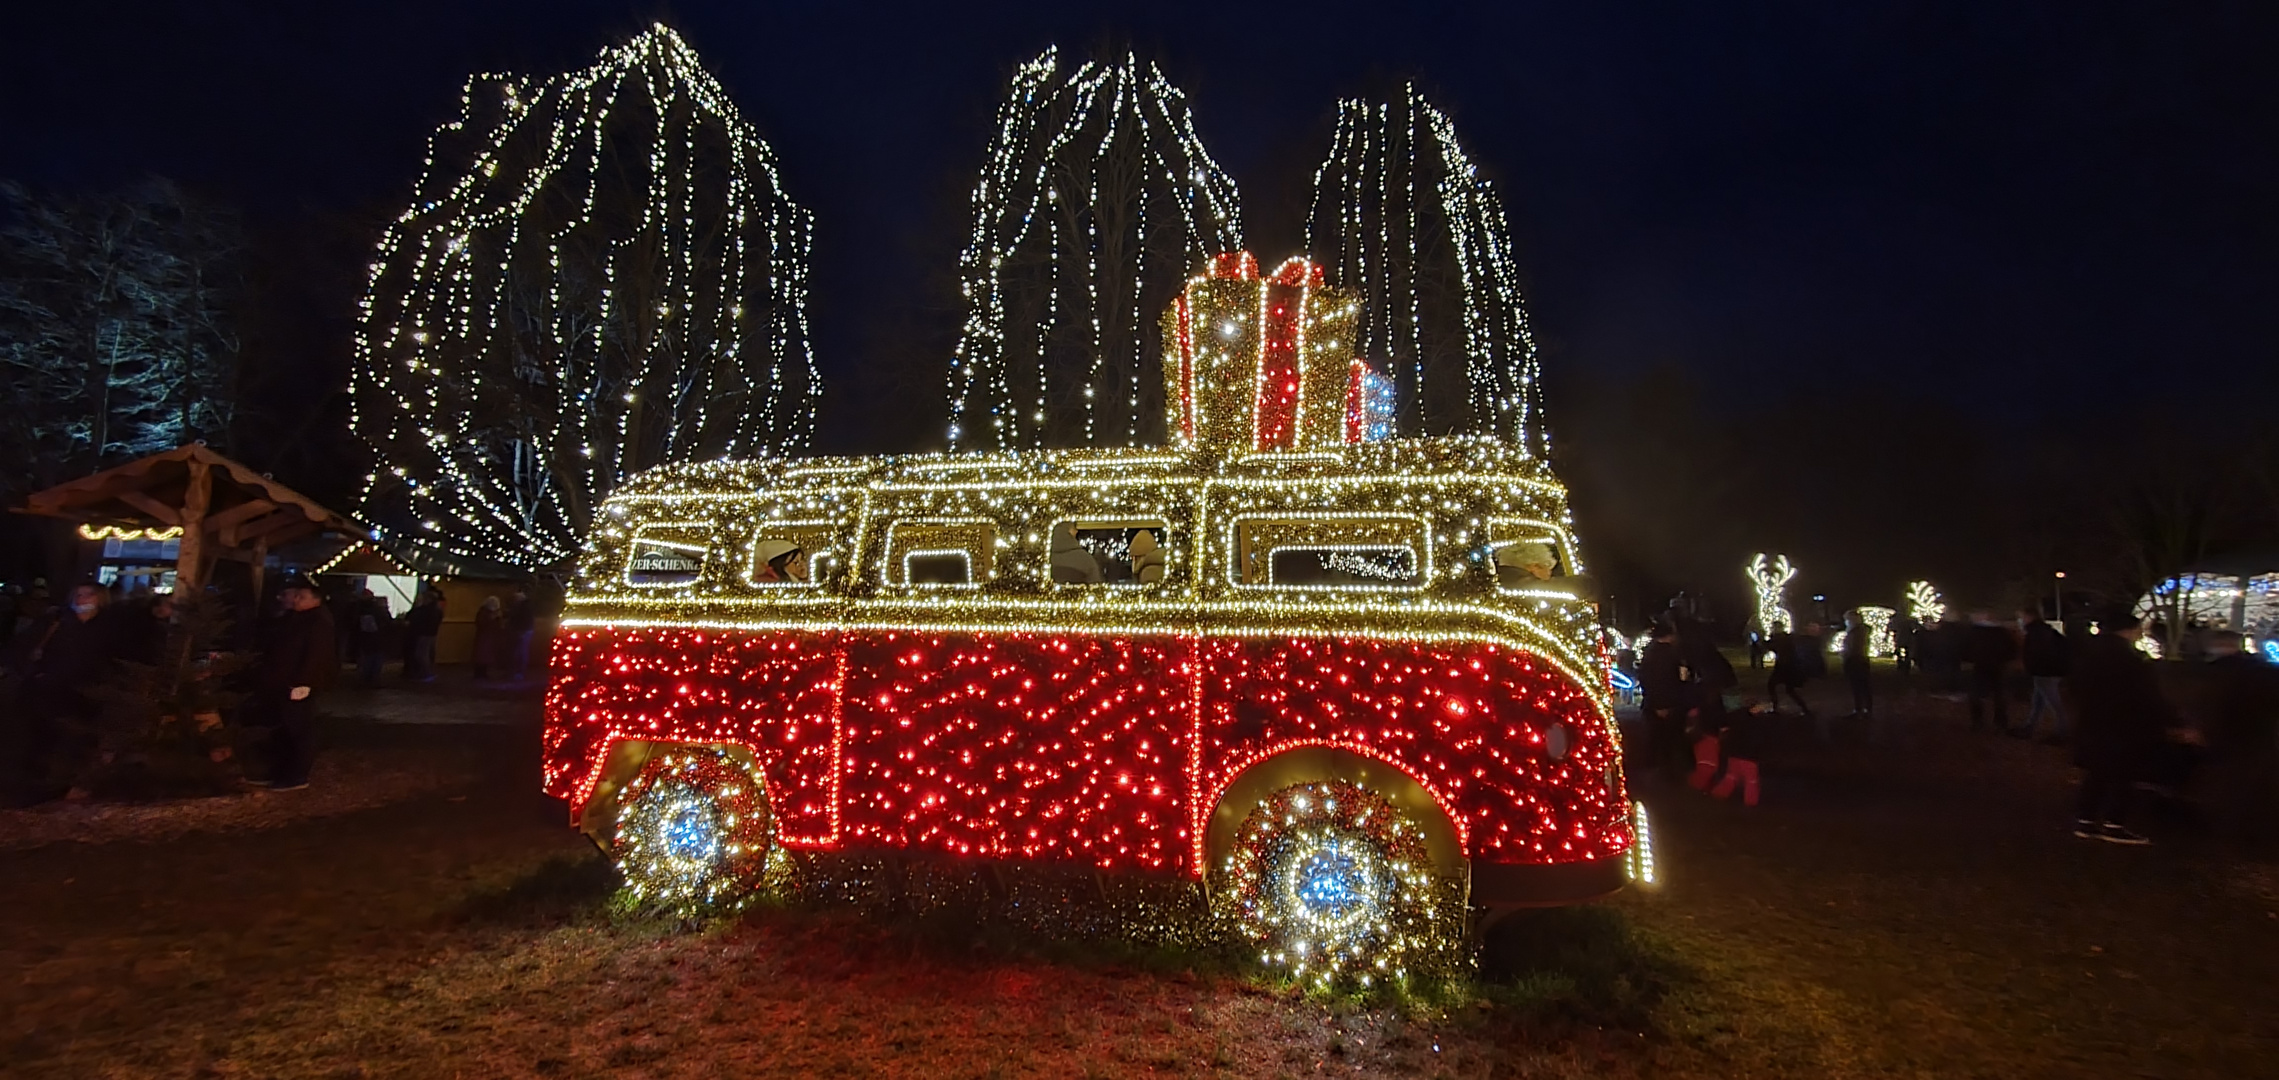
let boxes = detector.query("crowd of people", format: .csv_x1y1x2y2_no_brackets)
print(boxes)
2,572,545,807
1626,601,2279,848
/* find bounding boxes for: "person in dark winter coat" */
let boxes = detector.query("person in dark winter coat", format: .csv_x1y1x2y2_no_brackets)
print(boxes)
1965,612,2018,733
1707,701,1768,806
1842,610,1874,718
1892,615,1918,677
1675,614,1735,696
249,575,336,791
2019,609,2070,740
403,590,443,682
2199,631,2278,843
1765,627,1811,716
2066,612,2171,845
354,590,390,685
9,584,120,802
1638,624,1690,783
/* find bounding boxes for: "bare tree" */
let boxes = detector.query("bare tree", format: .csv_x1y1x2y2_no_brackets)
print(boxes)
0,178,241,497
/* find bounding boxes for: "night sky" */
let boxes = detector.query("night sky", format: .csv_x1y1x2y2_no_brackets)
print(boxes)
4,1,2272,611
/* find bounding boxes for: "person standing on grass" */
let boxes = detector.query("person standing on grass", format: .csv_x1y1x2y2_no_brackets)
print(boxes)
2066,610,2170,845
1965,611,2018,733
247,574,335,792
1638,622,1690,783
2019,607,2070,742
1842,610,1874,719
2200,631,2279,844
1892,612,1918,678
1765,625,1812,718
8,583,120,804
505,588,536,682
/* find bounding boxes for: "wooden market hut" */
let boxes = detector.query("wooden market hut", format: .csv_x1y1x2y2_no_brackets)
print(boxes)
313,539,539,665
18,445,364,599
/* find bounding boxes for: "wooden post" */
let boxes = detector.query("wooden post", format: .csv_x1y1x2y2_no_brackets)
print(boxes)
175,459,212,593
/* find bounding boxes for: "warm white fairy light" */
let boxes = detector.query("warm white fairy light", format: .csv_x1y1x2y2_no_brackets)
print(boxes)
1216,780,1457,985
1906,580,1945,624
1831,604,1896,656
1747,553,1796,638
947,47,1244,452
1305,85,1546,455
352,24,819,569
1624,801,1656,885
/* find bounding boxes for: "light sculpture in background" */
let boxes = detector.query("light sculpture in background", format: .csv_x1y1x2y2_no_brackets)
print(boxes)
1859,605,1896,656
353,24,819,569
1906,580,1945,624
948,47,1244,451
1307,85,1547,455
1746,553,1796,638
1833,604,1897,656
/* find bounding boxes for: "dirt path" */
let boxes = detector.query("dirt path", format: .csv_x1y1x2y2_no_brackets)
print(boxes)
1,672,2272,1079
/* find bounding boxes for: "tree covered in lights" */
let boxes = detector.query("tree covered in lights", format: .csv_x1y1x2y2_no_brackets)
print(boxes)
353,24,819,569
1306,86,1547,454
948,47,1244,451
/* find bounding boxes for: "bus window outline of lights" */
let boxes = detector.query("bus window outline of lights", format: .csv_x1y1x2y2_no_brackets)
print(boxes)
1044,516,1176,591
1485,515,1590,600
739,518,839,590
621,523,712,589
880,518,996,589
1222,511,1434,593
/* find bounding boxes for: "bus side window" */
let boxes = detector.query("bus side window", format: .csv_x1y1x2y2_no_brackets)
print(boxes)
1233,516,1428,589
886,521,995,587
625,524,712,588
1051,521,1171,585
1493,540,1563,587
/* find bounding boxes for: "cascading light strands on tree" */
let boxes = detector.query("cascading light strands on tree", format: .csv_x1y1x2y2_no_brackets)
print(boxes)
353,24,819,569
1747,553,1796,638
1306,85,1545,455
948,47,1244,452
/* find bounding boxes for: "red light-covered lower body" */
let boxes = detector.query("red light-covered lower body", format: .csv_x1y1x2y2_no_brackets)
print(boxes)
544,627,1632,882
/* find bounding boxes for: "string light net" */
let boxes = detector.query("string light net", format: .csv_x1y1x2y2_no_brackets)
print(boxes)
1216,780,1462,985
949,47,1244,451
1306,85,1546,454
353,24,819,569
613,746,777,916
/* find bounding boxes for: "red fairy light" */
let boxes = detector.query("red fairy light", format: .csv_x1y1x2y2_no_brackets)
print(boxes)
545,629,1631,875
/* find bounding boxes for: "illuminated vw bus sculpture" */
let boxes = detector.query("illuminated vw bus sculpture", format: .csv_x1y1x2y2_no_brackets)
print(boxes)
546,254,1645,978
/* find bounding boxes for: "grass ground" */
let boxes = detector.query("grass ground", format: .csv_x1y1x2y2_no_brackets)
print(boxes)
2,665,2274,1079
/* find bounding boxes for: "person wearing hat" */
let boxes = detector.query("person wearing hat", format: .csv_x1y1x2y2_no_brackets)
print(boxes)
248,574,336,791
753,539,809,584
